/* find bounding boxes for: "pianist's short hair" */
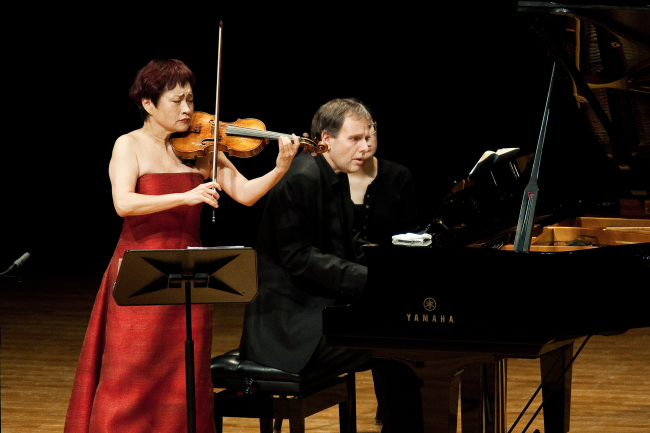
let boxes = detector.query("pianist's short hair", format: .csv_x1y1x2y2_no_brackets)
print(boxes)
129,59,196,121
311,98,371,141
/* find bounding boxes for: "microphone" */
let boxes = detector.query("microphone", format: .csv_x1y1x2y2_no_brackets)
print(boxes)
1,252,30,276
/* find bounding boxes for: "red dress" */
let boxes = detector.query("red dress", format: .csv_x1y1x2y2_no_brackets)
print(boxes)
65,173,216,433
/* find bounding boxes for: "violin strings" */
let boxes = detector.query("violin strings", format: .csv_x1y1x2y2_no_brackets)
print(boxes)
225,125,296,141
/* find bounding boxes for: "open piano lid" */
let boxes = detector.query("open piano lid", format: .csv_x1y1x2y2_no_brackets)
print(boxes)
428,2,649,248
516,1,649,191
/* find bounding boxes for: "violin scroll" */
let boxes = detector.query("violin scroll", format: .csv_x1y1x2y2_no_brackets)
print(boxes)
299,138,328,154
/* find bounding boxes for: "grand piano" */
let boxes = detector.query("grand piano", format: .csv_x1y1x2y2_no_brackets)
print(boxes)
323,2,650,432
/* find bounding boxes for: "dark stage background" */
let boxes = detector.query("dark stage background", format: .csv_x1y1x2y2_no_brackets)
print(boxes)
4,6,563,279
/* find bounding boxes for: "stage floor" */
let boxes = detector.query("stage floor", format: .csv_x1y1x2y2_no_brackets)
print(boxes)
1,274,649,432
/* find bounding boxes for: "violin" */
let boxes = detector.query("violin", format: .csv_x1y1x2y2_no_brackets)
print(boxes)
170,111,327,160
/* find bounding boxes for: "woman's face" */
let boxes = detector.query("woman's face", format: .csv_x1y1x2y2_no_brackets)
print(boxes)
144,82,194,132
362,121,378,162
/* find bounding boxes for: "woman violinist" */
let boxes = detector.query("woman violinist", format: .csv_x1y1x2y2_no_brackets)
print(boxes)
64,59,300,433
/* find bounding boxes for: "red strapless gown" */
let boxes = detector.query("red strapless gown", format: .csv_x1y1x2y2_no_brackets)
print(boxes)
65,173,215,433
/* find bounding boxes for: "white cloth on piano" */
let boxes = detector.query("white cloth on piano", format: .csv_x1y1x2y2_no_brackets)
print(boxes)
391,233,432,247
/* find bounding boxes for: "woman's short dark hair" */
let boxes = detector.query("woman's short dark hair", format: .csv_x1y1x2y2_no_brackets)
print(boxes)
129,59,196,121
310,98,371,141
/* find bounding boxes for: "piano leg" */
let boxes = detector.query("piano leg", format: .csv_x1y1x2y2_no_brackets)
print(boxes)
539,342,573,433
461,361,507,433
495,359,507,433
460,364,483,432
419,365,463,433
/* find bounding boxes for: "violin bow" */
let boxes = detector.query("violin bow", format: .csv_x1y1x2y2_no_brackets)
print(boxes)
212,21,223,223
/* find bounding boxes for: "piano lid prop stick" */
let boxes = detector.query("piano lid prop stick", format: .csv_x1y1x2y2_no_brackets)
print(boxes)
513,62,557,252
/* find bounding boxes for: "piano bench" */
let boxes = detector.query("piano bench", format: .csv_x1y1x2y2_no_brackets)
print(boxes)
211,349,357,433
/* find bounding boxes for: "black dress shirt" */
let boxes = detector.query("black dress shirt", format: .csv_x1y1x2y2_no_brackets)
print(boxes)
352,157,418,245
239,152,367,373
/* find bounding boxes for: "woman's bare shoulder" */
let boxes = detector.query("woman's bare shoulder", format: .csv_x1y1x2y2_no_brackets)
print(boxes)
115,129,144,147
112,130,147,161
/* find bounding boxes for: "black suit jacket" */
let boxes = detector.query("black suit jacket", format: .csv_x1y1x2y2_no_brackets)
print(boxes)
239,152,367,373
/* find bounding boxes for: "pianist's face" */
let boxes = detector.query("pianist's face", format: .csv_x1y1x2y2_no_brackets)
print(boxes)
322,115,371,174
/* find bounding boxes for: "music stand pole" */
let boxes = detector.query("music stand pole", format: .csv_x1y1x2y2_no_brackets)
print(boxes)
184,279,197,433
169,271,211,433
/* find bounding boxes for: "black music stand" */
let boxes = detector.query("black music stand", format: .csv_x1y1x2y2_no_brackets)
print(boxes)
113,247,258,433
